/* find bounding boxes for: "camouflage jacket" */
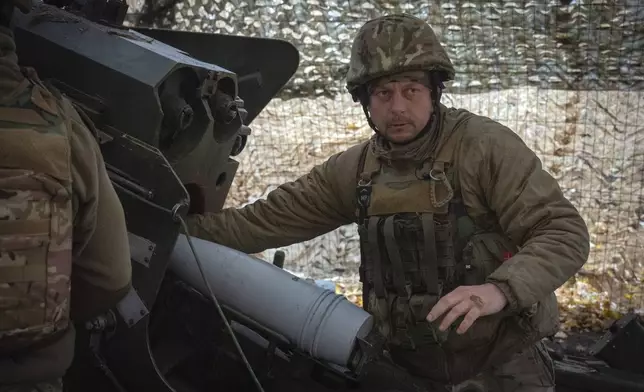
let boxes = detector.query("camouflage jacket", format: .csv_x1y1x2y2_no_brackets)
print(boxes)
0,26,132,384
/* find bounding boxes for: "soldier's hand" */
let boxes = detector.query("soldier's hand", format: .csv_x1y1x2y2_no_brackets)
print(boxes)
425,283,507,335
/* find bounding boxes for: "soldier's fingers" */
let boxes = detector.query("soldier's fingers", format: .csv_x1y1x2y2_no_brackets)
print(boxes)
439,299,472,331
456,306,481,334
427,290,467,322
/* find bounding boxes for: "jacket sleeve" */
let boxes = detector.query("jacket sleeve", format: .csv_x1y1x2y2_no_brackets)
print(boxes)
184,146,362,254
460,118,590,311
66,99,132,322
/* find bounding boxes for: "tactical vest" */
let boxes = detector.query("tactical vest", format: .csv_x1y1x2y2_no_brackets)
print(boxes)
354,122,534,384
0,74,74,354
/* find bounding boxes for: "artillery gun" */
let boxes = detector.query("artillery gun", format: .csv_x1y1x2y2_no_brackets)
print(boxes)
9,1,431,392
8,1,644,392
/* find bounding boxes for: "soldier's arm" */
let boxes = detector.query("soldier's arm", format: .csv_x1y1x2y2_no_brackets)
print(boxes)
460,119,589,311
184,145,363,254
65,99,132,322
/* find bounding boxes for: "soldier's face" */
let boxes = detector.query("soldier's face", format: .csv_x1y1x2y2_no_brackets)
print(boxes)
368,73,433,144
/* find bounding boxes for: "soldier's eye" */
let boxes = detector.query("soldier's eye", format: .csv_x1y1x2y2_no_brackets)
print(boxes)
375,90,390,98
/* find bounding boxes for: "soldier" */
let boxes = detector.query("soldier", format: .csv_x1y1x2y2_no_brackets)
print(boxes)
185,14,589,392
0,1,132,390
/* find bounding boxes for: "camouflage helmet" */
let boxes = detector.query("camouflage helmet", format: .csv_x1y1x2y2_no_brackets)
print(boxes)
346,14,455,96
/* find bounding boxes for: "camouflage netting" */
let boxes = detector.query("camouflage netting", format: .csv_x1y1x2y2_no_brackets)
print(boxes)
126,0,644,329
127,0,644,96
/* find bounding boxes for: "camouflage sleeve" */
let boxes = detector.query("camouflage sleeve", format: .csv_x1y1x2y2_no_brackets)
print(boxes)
184,144,364,254
458,119,589,311
64,99,132,322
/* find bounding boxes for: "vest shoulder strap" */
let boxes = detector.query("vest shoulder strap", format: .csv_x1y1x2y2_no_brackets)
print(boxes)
434,113,475,165
432,113,476,194
355,141,379,183
356,142,368,183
